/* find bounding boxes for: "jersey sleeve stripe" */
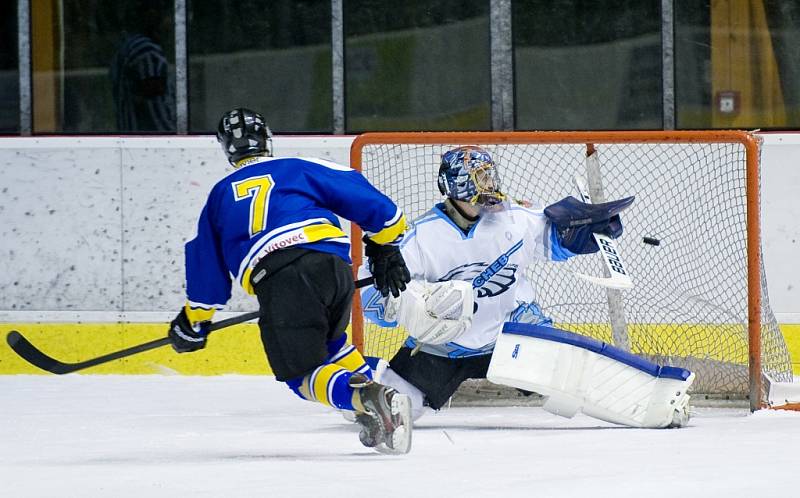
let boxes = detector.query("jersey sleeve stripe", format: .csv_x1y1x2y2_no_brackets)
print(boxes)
365,212,408,244
184,302,217,324
383,207,403,227
186,299,226,310
399,227,417,248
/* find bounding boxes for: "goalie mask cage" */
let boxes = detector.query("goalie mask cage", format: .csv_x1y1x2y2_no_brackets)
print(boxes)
349,131,793,412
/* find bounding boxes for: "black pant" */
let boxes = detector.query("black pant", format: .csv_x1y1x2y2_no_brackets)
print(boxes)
389,347,492,410
251,248,354,381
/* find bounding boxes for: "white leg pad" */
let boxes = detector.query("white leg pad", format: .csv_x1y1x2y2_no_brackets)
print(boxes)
766,374,800,408
488,323,695,428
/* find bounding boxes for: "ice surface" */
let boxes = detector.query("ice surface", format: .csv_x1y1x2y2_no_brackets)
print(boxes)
1,375,798,498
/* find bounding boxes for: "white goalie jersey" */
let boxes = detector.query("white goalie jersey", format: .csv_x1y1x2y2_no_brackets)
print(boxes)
360,202,576,358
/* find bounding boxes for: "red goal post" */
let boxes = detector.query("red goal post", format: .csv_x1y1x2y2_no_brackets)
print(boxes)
349,130,791,411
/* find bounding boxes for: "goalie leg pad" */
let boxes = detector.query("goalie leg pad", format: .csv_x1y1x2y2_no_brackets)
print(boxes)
487,323,695,428
767,376,800,409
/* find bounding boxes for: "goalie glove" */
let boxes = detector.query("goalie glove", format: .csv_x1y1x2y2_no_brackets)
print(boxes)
386,280,474,346
544,195,634,254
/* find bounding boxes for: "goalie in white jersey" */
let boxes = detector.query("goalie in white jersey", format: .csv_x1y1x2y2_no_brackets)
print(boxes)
359,146,694,429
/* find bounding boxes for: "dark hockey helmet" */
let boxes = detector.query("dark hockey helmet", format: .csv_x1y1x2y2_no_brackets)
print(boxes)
437,146,506,206
216,108,273,166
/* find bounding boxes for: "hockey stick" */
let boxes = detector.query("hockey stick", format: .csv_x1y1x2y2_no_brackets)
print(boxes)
6,312,259,375
572,175,633,290
6,276,375,375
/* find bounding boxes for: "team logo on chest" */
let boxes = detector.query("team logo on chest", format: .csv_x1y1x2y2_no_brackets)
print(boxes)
439,239,523,298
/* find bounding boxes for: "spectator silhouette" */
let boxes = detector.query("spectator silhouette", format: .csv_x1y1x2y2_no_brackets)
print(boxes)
110,8,175,132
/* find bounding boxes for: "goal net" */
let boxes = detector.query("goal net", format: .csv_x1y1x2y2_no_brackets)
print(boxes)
349,131,793,408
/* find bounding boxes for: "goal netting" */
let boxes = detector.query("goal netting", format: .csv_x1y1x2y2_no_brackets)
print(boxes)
349,131,793,406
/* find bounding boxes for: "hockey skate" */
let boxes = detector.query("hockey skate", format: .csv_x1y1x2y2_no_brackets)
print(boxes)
354,412,381,447
349,373,412,454
340,358,390,424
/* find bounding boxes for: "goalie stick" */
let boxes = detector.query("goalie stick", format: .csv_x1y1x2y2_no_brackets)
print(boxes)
572,175,634,290
6,276,375,375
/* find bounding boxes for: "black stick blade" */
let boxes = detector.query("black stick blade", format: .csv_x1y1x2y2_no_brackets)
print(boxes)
6,331,75,374
6,330,173,374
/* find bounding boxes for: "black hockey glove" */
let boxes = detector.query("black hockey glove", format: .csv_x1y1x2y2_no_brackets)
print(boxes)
364,237,411,298
168,308,210,353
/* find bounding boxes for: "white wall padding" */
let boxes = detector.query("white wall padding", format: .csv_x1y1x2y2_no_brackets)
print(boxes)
0,136,354,314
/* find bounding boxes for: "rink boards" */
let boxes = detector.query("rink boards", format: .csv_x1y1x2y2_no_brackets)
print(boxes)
2,321,798,375
0,136,799,375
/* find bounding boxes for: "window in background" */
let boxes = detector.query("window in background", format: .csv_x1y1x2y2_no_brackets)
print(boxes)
513,0,662,130
0,2,19,133
676,0,800,129
189,1,332,133
344,0,491,132
31,0,175,133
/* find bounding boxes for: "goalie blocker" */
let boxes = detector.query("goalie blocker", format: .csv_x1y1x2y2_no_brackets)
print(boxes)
487,323,695,428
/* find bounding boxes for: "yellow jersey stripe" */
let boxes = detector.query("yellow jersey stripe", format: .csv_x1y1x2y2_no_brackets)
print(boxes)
240,223,349,295
184,303,216,324
302,223,347,241
241,268,255,295
236,217,333,281
367,213,408,245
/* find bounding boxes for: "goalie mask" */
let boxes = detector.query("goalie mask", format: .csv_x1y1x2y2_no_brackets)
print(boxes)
216,108,273,167
438,146,506,207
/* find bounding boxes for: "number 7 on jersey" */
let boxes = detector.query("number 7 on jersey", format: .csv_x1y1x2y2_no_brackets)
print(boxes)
232,175,275,237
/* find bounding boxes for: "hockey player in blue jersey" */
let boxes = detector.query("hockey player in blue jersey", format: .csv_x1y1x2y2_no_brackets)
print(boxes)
356,145,693,429
168,108,413,453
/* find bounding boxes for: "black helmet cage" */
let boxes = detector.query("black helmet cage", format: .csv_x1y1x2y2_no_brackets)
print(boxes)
216,108,273,165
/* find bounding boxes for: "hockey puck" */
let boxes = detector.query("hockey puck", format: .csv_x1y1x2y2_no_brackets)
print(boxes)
642,237,661,246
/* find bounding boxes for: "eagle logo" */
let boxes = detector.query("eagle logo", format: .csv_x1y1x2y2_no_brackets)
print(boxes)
439,262,518,299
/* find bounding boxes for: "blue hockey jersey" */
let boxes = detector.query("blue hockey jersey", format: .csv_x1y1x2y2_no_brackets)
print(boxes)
183,156,407,322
